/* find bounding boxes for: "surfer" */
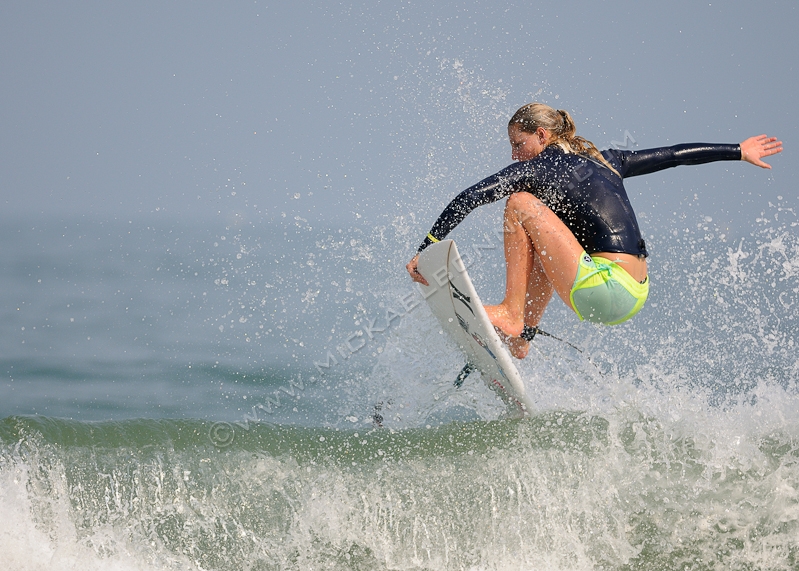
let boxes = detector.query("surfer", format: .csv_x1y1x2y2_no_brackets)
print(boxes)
407,102,782,358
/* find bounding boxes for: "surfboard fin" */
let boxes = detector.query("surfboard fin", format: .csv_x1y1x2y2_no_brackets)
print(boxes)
454,362,477,388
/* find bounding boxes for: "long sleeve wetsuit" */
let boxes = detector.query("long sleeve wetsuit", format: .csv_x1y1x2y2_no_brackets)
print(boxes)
416,143,741,258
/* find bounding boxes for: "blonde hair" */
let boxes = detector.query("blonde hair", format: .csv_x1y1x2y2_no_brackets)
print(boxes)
508,103,620,176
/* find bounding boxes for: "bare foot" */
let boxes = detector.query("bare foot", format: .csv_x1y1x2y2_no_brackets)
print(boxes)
506,335,531,359
491,326,530,360
484,304,524,337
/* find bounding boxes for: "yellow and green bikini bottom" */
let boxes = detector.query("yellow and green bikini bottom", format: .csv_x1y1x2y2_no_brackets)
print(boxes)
569,252,649,325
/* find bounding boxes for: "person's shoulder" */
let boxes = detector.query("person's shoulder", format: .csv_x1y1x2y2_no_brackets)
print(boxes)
601,148,630,169
601,148,630,161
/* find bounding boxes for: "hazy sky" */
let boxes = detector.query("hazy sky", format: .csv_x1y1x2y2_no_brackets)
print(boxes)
1,0,796,232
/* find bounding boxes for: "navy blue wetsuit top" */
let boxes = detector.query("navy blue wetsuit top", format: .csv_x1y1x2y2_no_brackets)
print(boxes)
416,143,741,258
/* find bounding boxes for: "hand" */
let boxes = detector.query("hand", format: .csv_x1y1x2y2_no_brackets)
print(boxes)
741,134,783,169
406,254,429,286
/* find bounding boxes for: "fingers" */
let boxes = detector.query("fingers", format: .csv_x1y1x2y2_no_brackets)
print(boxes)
755,135,783,154
412,268,429,286
741,134,783,169
755,135,781,149
410,270,429,286
406,257,429,286
764,138,783,156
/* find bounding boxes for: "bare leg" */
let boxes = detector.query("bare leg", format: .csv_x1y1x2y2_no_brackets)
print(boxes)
504,253,554,359
484,201,535,336
523,252,555,326
485,193,584,339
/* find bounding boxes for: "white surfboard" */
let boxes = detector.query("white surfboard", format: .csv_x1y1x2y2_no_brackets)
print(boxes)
417,240,535,416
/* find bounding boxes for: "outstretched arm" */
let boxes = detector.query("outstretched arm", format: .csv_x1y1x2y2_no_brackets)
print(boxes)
740,134,783,169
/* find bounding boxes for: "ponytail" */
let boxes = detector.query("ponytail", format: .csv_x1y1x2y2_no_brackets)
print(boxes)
509,104,620,177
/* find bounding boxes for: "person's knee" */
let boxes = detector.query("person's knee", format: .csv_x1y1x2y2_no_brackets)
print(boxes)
508,193,552,228
507,192,538,210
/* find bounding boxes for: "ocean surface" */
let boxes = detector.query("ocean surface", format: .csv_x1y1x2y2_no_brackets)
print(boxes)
2,209,799,570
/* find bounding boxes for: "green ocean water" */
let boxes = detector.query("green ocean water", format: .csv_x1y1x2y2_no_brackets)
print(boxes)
2,213,799,570
3,406,799,570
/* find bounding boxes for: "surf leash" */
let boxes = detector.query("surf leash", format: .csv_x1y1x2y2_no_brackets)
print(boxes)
526,325,607,378
453,327,584,388
521,325,583,353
